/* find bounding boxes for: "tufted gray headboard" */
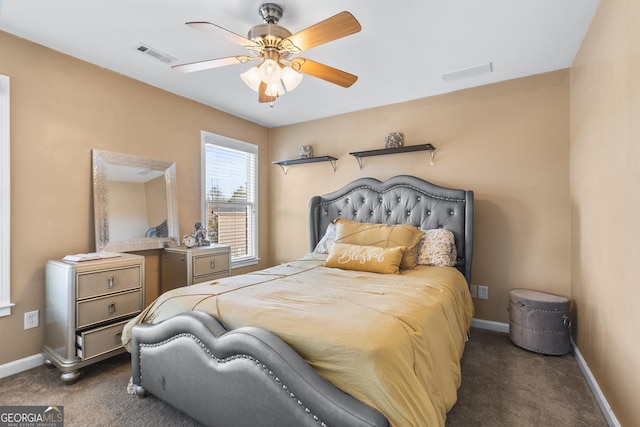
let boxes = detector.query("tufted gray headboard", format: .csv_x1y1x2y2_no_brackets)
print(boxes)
309,175,474,283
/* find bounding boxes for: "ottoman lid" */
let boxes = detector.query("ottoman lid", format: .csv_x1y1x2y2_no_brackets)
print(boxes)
510,289,569,303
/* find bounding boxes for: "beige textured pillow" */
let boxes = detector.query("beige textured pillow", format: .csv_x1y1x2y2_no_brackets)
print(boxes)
416,229,457,267
324,243,405,274
334,218,424,270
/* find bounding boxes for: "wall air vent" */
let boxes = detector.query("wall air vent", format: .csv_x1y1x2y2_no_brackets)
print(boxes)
134,44,176,64
441,62,493,82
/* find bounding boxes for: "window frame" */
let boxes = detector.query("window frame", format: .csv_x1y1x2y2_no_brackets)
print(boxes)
201,131,259,269
0,75,12,317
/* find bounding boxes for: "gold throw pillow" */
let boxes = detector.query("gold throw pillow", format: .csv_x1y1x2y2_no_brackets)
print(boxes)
333,218,424,269
324,243,405,274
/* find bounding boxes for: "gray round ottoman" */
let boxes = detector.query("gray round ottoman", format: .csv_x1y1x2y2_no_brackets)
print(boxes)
507,289,571,355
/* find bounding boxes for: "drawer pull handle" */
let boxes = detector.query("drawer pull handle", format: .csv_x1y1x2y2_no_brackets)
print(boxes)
107,275,115,288
210,259,216,269
115,330,123,342
108,302,116,314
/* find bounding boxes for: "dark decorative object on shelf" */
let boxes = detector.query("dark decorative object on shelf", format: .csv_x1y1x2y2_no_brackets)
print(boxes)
384,132,404,148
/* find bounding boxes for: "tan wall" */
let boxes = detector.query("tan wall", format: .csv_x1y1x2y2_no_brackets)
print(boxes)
269,70,571,323
0,31,270,365
570,0,640,425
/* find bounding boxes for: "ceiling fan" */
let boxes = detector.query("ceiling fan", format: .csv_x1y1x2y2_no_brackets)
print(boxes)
172,3,361,103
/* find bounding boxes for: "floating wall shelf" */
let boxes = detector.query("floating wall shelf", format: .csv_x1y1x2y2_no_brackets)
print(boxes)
349,144,436,168
272,155,338,175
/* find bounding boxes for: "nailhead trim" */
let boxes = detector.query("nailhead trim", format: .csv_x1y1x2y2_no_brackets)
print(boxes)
139,333,328,426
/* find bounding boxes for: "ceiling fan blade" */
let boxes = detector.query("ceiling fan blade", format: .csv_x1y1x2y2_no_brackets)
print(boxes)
186,21,259,49
172,56,254,73
281,11,361,53
290,58,358,88
258,82,277,103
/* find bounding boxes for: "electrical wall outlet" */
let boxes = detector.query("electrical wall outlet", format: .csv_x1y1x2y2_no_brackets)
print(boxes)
469,284,478,298
478,285,489,300
24,310,39,330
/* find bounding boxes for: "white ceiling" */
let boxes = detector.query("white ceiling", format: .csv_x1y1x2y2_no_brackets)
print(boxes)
0,0,600,128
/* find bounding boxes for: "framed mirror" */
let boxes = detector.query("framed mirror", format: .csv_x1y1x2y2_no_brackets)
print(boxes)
93,149,179,252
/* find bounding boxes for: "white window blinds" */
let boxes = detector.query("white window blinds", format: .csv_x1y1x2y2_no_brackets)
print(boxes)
202,132,258,267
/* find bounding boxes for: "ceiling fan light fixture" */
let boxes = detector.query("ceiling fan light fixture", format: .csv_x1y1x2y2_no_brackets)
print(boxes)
265,81,285,97
281,66,303,92
258,59,282,85
240,66,261,92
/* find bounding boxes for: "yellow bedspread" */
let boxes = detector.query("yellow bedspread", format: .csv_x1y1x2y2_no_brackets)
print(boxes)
122,254,474,427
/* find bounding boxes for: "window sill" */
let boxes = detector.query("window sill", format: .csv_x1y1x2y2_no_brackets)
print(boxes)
231,258,260,270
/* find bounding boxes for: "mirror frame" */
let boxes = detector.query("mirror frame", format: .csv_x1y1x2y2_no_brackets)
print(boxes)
92,149,179,252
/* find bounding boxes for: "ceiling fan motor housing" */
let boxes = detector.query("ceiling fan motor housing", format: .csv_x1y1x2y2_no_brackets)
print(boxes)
258,3,283,24
248,24,291,47
249,3,292,56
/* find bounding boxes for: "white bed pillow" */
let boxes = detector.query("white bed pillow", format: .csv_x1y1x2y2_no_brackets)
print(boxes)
416,229,457,267
313,222,337,254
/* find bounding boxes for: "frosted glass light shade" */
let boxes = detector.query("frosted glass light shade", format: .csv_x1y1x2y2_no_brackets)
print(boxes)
281,67,303,92
258,59,282,85
240,67,261,92
265,81,285,97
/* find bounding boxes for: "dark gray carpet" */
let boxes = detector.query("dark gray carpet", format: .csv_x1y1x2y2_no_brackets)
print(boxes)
446,328,607,427
0,328,607,426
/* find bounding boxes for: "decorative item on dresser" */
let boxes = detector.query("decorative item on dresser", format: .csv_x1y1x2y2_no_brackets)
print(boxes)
42,253,145,384
182,222,211,248
161,244,231,293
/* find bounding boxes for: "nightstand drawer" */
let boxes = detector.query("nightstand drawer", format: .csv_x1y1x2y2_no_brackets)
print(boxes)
76,319,129,360
161,245,230,290
77,290,142,329
77,266,141,300
193,254,229,277
193,270,230,285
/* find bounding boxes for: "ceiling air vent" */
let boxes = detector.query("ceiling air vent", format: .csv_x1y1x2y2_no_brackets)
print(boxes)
135,44,176,64
441,62,493,82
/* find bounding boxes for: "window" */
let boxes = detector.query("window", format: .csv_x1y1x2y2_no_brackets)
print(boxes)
202,131,258,268
0,75,11,317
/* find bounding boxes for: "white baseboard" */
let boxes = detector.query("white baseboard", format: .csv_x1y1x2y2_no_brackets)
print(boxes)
471,318,510,333
571,337,621,427
0,353,44,379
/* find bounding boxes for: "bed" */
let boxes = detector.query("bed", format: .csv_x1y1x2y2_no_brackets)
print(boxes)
123,175,474,427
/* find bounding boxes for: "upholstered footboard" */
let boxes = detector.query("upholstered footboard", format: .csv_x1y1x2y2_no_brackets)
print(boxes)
130,311,389,427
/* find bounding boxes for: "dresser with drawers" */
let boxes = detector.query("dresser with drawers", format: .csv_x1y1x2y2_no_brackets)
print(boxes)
43,253,145,383
161,244,230,293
